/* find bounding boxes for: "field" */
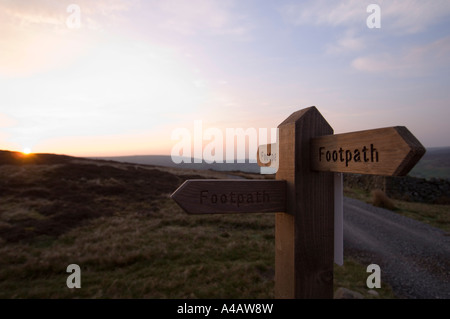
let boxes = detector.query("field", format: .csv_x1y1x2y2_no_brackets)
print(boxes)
409,147,450,180
344,187,450,233
1,150,431,299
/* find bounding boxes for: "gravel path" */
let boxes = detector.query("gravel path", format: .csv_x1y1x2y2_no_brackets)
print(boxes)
343,196,450,299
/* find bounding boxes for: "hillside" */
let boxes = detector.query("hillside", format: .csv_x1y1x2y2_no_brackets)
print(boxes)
0,150,219,243
409,147,450,180
0,150,400,299
0,150,283,298
91,155,262,173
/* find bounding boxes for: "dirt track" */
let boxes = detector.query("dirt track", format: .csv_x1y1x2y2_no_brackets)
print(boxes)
344,196,450,299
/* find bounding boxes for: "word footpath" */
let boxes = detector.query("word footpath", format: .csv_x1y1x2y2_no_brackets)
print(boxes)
318,144,379,167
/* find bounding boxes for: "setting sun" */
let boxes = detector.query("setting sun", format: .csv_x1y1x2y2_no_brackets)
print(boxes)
22,147,32,155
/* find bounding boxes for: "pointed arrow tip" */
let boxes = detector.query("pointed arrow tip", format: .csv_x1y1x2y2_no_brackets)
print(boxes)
170,180,194,214
393,127,426,176
170,181,185,201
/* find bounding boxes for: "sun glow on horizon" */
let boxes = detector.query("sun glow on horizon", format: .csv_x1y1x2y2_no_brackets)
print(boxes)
0,1,448,155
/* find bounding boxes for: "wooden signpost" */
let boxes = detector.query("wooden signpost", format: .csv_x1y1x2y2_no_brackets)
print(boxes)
171,180,286,214
310,126,425,176
170,106,426,299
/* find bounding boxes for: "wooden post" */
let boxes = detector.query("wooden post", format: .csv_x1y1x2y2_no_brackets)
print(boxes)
275,106,335,299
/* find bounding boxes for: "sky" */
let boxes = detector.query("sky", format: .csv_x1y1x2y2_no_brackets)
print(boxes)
0,0,449,157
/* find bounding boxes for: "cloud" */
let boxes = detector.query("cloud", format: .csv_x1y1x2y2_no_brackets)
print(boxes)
326,30,366,54
0,0,134,29
0,0,64,27
0,0,135,77
142,0,253,37
157,0,229,33
351,36,450,77
381,0,450,34
280,0,367,28
0,0,254,77
280,0,450,34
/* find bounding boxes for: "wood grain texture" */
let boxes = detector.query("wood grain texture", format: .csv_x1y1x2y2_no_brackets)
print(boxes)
275,106,335,299
311,126,426,176
171,179,286,214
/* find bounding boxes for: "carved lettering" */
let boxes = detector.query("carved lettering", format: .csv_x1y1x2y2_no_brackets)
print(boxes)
319,144,379,167
199,190,270,207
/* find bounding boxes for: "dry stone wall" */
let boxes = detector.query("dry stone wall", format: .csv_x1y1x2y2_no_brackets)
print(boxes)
343,174,450,204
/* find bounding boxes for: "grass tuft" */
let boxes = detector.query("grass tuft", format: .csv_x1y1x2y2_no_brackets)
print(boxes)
371,189,396,210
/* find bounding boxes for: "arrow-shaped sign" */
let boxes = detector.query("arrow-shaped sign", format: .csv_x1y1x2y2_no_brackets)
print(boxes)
310,126,425,176
171,179,286,214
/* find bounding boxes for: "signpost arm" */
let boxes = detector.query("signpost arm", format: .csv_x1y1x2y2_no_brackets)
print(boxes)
275,106,335,299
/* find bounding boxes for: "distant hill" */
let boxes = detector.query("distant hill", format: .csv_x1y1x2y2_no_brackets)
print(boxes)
90,155,262,174
0,150,80,165
409,147,450,180
94,147,450,180
3,147,448,179
0,151,261,174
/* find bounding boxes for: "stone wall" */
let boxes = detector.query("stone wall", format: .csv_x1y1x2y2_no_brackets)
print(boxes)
343,174,450,204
